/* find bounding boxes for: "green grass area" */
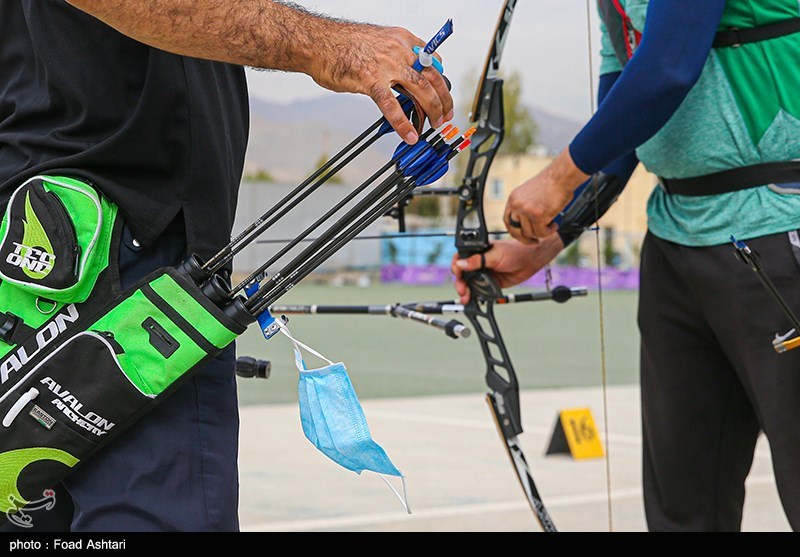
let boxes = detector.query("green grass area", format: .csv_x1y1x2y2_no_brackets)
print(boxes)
235,284,641,405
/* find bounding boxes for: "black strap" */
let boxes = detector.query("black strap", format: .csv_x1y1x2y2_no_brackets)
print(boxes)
597,0,633,68
714,18,800,48
141,285,217,354
0,313,34,346
660,161,800,197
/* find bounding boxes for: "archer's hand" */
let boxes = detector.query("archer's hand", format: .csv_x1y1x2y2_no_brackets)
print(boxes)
310,24,454,145
504,149,589,244
451,237,564,304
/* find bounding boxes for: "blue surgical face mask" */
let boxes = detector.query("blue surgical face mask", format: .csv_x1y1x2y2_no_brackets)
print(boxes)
280,325,410,513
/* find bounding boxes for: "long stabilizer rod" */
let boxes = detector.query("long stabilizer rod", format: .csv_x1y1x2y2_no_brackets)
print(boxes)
270,303,471,339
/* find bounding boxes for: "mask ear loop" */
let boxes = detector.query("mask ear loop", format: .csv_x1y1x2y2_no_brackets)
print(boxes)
280,322,412,514
277,321,334,369
378,475,412,515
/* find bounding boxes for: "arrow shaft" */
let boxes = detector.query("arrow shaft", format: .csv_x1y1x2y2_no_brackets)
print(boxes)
245,132,470,313
232,128,440,296
206,117,384,273
255,230,509,245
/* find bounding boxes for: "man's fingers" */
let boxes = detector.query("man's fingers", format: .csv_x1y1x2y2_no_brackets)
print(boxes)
454,278,471,305
506,213,541,245
531,219,548,239
544,223,560,238
397,66,445,128
454,253,485,273
454,278,467,298
367,29,453,140
370,83,418,144
532,220,559,241
505,212,522,230
507,225,525,243
505,212,526,242
421,66,454,121
519,215,541,244
406,33,451,116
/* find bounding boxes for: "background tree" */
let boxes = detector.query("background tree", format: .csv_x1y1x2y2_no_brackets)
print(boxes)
558,242,581,267
386,241,398,264
242,168,275,182
443,68,539,211
313,153,344,185
500,71,538,155
406,196,440,220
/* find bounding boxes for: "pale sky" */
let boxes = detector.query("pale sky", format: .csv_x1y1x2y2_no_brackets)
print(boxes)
246,0,602,121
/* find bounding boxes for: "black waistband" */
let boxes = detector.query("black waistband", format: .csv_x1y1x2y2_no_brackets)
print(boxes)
659,161,800,197
714,18,800,48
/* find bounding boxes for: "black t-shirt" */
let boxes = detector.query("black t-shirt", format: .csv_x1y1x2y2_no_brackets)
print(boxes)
0,1,249,259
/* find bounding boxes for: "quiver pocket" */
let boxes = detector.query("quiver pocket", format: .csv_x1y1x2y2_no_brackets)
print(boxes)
0,176,120,397
0,176,117,303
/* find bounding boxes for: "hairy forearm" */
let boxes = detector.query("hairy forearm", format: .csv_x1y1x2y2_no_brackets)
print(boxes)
546,150,590,193
67,0,453,142
66,0,358,75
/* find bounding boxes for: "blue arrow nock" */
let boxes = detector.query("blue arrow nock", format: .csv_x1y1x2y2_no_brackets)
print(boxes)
391,138,451,185
393,140,436,174
731,235,753,260
731,235,748,251
731,235,761,271
246,280,286,341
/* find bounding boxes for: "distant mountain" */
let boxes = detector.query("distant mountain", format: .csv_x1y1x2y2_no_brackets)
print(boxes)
245,95,393,184
529,106,585,156
245,95,582,183
249,95,384,139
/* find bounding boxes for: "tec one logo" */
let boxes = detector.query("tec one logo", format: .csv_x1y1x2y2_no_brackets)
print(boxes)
6,243,55,278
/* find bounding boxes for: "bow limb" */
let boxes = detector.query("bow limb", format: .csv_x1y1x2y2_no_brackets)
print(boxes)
465,292,557,532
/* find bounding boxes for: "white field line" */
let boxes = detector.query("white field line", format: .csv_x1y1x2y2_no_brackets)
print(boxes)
366,409,643,445
242,486,643,532
243,475,778,532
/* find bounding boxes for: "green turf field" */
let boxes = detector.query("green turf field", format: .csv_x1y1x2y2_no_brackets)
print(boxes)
235,284,640,405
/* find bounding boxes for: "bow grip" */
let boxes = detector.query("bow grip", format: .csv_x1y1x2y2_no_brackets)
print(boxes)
463,269,504,302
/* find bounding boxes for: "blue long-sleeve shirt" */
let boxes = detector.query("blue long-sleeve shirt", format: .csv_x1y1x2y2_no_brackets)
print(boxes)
569,0,726,175
558,0,724,244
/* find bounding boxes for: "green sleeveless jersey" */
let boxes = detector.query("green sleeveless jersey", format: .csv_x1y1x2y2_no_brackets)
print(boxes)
600,1,800,246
